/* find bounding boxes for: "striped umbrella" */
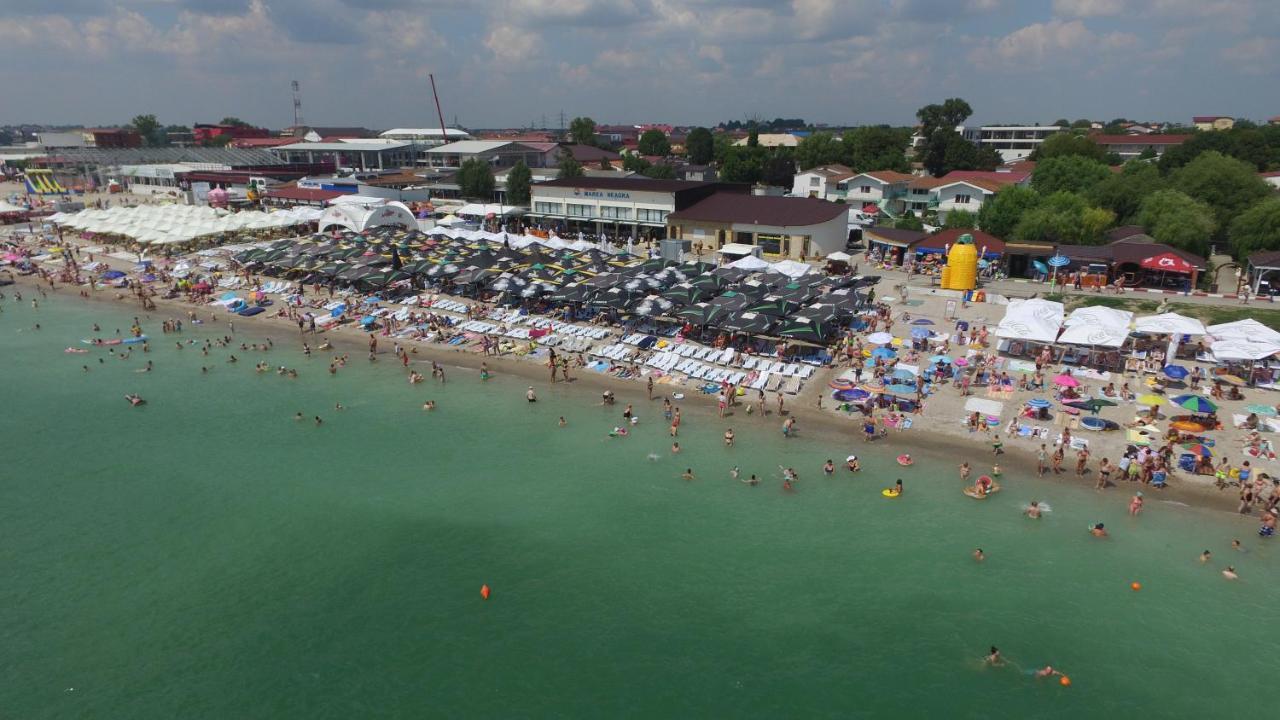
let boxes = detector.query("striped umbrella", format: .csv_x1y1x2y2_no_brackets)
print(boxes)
1181,443,1213,458
1171,394,1217,413
1026,398,1052,409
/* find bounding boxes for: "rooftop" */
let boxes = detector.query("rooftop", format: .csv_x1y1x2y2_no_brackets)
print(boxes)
1091,134,1193,145
379,128,472,138
535,177,716,193
275,141,412,152
668,195,847,227
424,140,522,154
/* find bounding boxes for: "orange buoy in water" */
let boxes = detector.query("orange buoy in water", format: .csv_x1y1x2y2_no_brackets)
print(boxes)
1059,676,1071,687
1131,582,1142,591
480,584,491,600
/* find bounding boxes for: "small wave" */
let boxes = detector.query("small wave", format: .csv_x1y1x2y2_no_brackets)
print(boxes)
1159,500,1190,507
646,453,660,462
1024,502,1053,513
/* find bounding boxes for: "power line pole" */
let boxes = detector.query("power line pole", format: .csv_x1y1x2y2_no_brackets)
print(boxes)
291,80,304,129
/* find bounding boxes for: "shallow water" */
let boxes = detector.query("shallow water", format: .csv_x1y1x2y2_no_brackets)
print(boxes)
2,296,1278,718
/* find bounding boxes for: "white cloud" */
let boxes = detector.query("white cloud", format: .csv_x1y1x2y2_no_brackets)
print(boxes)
1051,0,1123,17
484,24,538,65
969,19,1094,68
1222,36,1276,66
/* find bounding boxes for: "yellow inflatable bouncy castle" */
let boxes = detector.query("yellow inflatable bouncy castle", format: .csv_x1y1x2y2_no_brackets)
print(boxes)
939,232,978,291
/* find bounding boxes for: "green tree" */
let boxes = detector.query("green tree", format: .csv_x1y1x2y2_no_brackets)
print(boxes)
916,98,973,135
622,153,650,173
219,117,252,127
129,114,163,146
685,127,714,165
1013,191,1114,245
1086,160,1165,224
556,154,584,179
977,185,1040,239
457,158,495,199
1229,198,1280,258
942,209,977,230
747,128,759,148
641,163,676,179
505,160,532,205
1071,119,1093,129
1052,118,1070,128
568,117,597,146
895,211,924,231
638,129,670,156
1031,155,1112,195
760,154,796,187
718,147,762,184
1031,132,1107,162
1136,189,1216,255
794,131,841,170
840,126,910,172
1169,151,1271,240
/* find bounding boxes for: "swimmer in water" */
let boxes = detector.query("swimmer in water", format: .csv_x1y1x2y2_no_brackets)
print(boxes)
894,478,903,495
1026,501,1042,519
1223,566,1238,580
1129,491,1144,516
823,459,835,476
314,416,323,426
1200,550,1212,563
671,442,680,454
681,468,695,482
783,477,794,491
723,428,734,446
423,401,436,411
1232,539,1242,551
558,416,566,427
1034,666,1063,679
294,412,304,421
986,646,1003,665
846,456,860,472
746,474,760,486
730,466,740,480
992,463,1002,478
1090,523,1108,538
124,394,145,406
973,548,985,562
335,403,344,411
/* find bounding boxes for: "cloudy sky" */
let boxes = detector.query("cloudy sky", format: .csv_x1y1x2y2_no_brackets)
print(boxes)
2,0,1276,130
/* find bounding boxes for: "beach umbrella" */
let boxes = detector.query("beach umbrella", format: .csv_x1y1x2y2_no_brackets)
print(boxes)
1171,394,1217,413
1052,374,1080,387
101,270,126,279
909,327,932,339
866,332,894,345
1026,398,1052,409
661,283,711,306
911,318,935,326
1162,365,1189,380
953,357,969,367
709,291,753,314
1215,373,1247,386
634,296,675,317
676,302,724,326
1136,394,1164,406
871,347,897,359
746,296,802,318
1065,398,1118,415
777,318,833,344
718,311,777,335
1032,260,1050,275
1245,404,1277,416
1181,443,1213,458
885,383,916,395
549,282,593,304
1047,255,1070,268
929,355,952,364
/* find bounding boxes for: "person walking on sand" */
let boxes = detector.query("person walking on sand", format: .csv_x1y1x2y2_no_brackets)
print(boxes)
1052,446,1065,475
1075,448,1090,478
647,376,654,401
1037,444,1049,477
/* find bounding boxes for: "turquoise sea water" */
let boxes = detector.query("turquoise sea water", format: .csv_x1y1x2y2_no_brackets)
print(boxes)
2,295,1278,719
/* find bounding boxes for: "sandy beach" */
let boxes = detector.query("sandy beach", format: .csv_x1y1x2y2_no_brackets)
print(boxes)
5,221,1269,518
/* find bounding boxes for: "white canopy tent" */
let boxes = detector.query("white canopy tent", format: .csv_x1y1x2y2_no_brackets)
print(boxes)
51,204,315,244
1058,306,1134,348
995,299,1064,344
768,259,812,278
318,201,416,233
1133,312,1207,336
1208,319,1280,345
1210,339,1280,361
728,255,771,271
456,203,525,217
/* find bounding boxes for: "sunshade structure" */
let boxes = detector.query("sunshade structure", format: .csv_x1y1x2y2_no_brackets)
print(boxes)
1064,398,1118,415
1057,306,1133,348
718,311,778,335
777,316,834,344
995,298,1064,343
1171,394,1217,413
676,302,725,326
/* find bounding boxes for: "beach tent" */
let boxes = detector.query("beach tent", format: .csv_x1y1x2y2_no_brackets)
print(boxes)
1209,339,1280,361
768,259,812,278
1207,319,1280,345
319,202,416,233
1057,306,1133,348
1133,312,1206,336
995,298,1064,344
728,255,770,271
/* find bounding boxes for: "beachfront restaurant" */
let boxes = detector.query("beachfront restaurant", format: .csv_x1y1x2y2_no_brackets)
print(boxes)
1053,237,1205,290
665,194,850,260
528,177,726,242
863,227,927,266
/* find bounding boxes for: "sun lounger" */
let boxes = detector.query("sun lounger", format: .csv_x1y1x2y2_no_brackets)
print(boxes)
781,376,803,395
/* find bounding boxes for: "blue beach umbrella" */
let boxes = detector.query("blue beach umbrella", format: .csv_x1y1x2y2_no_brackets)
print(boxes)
1162,365,1189,380
886,383,916,395
871,347,897,359
101,269,126,279
891,367,917,381
929,355,952,364
911,319,935,326
1026,398,1052,409
1171,394,1217,413
910,327,932,339
1047,255,1070,267
1245,404,1277,416
330,303,347,317
1032,260,1050,274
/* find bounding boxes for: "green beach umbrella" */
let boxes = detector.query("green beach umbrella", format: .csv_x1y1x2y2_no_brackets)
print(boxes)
1065,398,1119,415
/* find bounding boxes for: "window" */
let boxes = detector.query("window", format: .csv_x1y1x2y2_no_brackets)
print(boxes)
533,201,563,215
756,234,786,256
860,185,872,194
809,176,820,186
566,203,592,217
954,194,971,204
637,208,668,223
599,205,632,220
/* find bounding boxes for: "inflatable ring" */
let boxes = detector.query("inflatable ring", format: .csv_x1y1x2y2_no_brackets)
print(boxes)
882,489,900,498
897,454,913,467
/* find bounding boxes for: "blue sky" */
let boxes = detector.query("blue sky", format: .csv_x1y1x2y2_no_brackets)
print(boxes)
1,0,1276,129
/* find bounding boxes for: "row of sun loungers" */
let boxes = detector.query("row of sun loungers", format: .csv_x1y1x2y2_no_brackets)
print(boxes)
258,281,293,294
591,344,635,362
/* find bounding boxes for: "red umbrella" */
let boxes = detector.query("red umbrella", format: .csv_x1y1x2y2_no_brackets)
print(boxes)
1139,252,1193,274
1053,373,1080,387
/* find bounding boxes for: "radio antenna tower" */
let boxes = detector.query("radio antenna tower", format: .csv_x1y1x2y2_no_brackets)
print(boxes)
291,80,304,128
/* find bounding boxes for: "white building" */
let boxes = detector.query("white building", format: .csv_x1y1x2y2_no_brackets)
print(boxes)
529,177,719,239
424,141,549,170
667,194,850,259
839,170,916,216
378,128,473,146
732,133,800,148
959,125,1067,162
790,164,853,200
903,171,1031,223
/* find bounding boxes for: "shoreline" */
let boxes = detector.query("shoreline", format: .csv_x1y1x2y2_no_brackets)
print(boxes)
7,267,1250,517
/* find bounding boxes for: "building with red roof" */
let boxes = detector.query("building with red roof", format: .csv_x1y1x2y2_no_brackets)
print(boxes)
1091,134,1192,159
